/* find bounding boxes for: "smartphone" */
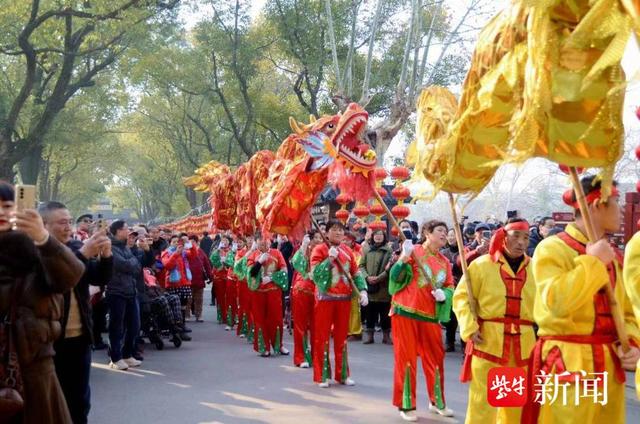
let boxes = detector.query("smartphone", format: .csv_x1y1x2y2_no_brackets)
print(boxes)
96,214,107,232
402,229,413,240
15,184,36,211
482,230,492,240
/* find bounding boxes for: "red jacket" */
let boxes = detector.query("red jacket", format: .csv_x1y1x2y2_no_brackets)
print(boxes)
310,243,358,298
161,247,194,288
187,247,214,289
247,248,287,292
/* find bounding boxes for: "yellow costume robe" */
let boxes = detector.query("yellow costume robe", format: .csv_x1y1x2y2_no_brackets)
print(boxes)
453,252,536,424
523,224,640,424
623,232,640,400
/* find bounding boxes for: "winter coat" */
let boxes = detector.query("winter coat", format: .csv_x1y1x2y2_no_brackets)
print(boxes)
106,238,140,299
358,243,392,302
527,227,544,257
59,240,113,343
161,247,193,288
0,230,85,424
187,247,213,289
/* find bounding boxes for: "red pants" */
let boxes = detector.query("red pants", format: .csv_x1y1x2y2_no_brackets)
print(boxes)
236,281,252,336
214,276,227,324
392,315,446,411
292,289,314,366
252,289,283,354
313,299,351,383
226,278,238,327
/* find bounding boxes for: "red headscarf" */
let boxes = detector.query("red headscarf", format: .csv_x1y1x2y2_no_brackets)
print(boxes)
562,186,619,209
489,221,530,262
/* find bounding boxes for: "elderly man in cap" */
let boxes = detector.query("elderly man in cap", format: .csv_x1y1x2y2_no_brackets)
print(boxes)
74,213,93,242
463,223,492,266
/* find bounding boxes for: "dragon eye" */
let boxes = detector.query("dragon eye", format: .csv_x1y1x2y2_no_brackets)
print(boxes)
327,124,334,129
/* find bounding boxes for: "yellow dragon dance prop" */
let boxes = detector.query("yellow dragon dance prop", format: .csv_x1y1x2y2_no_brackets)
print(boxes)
413,0,638,197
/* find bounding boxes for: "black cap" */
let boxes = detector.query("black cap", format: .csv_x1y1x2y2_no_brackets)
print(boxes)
76,213,93,223
474,223,491,232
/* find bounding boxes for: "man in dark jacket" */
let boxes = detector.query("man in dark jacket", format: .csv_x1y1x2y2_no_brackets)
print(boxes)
107,220,142,370
441,228,464,352
527,216,555,256
39,201,113,424
199,231,214,256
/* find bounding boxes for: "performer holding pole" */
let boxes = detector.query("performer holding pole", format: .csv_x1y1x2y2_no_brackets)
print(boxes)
522,174,640,423
388,219,455,421
453,218,535,424
309,219,368,388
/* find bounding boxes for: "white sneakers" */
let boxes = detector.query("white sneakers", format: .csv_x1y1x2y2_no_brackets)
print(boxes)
225,326,232,331
123,357,141,368
239,334,246,338
317,381,330,388
299,361,310,369
280,346,290,355
428,404,454,417
109,359,129,370
343,377,355,386
399,411,418,422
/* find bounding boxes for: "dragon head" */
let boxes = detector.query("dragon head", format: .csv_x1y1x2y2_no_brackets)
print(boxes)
330,103,376,174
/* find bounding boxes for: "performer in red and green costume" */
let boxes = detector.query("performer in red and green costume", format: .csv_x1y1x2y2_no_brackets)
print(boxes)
389,220,455,421
233,237,252,339
310,219,368,388
291,229,324,368
223,237,240,331
210,235,233,327
247,234,290,357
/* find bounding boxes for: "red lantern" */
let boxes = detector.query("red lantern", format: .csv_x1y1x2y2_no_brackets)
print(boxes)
390,226,400,237
391,166,410,181
391,205,410,219
370,203,385,217
335,208,350,223
636,105,640,121
635,144,640,161
637,180,640,193
374,167,388,181
376,187,387,198
353,203,370,218
336,192,353,206
369,220,387,231
391,186,410,201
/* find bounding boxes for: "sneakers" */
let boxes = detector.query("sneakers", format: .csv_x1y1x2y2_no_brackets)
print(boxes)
225,326,232,331
279,347,290,355
239,334,246,338
343,377,355,386
260,352,271,358
299,361,310,369
317,381,330,388
109,359,129,370
399,411,418,422
123,357,141,368
429,404,454,417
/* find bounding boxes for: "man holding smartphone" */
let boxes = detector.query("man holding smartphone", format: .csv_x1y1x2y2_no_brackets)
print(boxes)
463,223,491,265
39,201,113,424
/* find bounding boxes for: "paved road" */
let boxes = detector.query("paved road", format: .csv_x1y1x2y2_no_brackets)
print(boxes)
89,294,640,424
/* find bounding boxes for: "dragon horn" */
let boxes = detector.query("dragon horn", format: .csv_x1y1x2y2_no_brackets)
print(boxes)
289,116,305,135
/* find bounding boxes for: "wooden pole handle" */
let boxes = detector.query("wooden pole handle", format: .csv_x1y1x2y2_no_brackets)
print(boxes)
568,167,630,352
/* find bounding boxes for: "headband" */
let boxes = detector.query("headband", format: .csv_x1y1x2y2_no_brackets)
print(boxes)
562,186,619,209
489,221,530,262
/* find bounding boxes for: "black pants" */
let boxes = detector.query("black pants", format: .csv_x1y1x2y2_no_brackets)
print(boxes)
364,301,391,331
92,296,108,342
445,309,459,347
53,336,92,424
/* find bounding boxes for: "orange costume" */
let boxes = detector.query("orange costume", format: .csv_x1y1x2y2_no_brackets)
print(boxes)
246,248,289,355
310,243,367,384
388,245,454,412
291,248,315,366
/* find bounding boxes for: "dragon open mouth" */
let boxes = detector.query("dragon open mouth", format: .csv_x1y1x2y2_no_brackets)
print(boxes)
332,105,377,171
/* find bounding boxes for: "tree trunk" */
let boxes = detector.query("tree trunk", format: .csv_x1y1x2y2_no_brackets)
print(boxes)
18,144,43,185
